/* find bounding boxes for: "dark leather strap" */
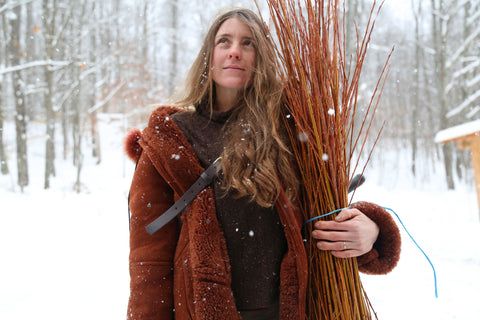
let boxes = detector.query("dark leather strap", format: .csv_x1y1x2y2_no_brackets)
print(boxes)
145,158,222,235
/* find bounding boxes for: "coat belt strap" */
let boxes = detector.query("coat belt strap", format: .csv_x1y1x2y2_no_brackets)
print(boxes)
145,158,222,235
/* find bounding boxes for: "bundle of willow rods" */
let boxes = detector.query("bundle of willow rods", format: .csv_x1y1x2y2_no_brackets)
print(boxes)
257,0,391,318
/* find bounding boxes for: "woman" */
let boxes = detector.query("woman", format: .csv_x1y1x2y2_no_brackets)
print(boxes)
125,8,401,320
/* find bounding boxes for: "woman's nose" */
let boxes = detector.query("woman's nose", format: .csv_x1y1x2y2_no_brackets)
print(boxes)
228,44,241,59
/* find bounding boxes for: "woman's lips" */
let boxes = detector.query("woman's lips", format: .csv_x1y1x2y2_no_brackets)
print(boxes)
224,65,244,70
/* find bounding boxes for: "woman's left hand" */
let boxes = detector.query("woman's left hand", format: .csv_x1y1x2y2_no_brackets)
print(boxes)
311,208,380,258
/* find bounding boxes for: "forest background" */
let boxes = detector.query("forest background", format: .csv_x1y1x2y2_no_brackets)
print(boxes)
1,1,480,319
1,0,479,192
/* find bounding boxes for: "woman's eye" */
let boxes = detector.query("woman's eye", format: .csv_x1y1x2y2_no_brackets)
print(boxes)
244,40,255,47
217,38,229,45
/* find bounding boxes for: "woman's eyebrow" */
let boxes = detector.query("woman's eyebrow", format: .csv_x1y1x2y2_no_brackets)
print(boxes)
215,33,254,41
216,33,232,39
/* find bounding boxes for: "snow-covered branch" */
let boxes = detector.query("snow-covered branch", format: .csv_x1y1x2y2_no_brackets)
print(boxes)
447,88,480,118
467,4,480,26
0,0,33,15
467,73,480,89
87,81,126,114
446,60,480,93
0,60,70,75
51,9,73,50
467,106,480,119
446,25,480,69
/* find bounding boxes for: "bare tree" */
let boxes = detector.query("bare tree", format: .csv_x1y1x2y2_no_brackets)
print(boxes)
168,0,178,96
431,0,455,189
410,0,423,176
7,4,29,191
89,10,101,164
42,0,57,189
428,0,480,188
453,1,480,182
72,1,93,192
0,0,10,175
2,0,475,192
0,104,7,175
0,83,8,174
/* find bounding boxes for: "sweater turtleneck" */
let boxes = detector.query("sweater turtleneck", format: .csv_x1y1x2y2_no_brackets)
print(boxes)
171,107,286,314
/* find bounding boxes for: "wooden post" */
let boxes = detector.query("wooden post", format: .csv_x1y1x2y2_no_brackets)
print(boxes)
435,121,480,218
458,134,480,215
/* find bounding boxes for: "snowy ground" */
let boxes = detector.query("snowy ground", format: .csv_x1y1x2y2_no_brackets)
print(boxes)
1,115,479,320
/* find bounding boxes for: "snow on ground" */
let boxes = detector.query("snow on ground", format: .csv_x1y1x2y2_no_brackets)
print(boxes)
0,115,132,320
1,114,479,320
356,182,480,320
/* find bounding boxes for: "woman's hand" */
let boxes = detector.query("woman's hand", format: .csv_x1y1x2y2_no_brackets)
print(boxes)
311,208,379,258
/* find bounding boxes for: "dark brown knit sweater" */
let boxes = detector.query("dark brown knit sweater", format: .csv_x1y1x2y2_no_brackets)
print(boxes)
172,108,287,313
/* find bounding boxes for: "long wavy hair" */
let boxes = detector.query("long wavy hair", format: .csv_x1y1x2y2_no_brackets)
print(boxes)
172,8,298,207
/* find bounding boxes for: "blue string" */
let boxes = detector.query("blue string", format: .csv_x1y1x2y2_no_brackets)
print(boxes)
382,206,438,298
304,205,438,298
303,207,347,225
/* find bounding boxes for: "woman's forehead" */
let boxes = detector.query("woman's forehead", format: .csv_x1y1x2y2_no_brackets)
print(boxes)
216,17,253,37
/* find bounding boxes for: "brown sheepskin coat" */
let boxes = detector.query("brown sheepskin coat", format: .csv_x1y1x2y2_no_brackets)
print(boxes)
125,106,401,320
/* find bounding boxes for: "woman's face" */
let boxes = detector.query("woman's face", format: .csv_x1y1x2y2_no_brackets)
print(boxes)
211,18,256,97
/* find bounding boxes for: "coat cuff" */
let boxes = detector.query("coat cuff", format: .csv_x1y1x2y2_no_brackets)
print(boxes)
351,201,401,275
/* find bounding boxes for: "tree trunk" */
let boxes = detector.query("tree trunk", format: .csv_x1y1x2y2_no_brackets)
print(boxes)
410,0,423,177
0,5,9,175
431,0,454,189
168,0,178,96
0,91,9,175
455,1,473,182
43,0,57,189
345,0,360,64
61,85,69,160
9,4,29,191
89,18,101,163
44,66,56,188
90,112,101,163
72,1,91,191
72,87,83,193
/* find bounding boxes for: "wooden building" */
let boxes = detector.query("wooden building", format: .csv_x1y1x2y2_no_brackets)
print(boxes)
435,119,480,214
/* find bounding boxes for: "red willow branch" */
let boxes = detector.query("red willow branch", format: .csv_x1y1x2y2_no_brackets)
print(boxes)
256,0,391,318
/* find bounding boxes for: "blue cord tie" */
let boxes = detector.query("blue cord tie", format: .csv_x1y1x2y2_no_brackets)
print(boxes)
304,206,438,298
